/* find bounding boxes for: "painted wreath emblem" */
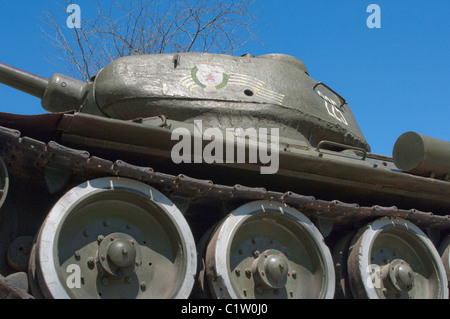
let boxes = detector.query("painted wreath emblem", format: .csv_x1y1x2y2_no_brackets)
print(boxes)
182,64,229,91
180,63,285,105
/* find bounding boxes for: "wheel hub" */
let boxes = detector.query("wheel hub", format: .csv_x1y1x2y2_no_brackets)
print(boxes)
382,259,414,292
98,233,141,278
252,249,289,289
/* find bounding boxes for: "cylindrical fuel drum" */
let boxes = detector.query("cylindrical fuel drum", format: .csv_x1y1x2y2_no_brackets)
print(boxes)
393,131,450,179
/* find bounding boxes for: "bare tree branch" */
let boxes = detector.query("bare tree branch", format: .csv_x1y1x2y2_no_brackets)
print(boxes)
41,0,262,81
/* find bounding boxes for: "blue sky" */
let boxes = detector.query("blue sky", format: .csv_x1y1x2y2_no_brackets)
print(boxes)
0,0,448,156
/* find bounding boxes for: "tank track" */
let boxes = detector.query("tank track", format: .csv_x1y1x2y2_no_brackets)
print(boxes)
1,125,450,299
1,124,449,234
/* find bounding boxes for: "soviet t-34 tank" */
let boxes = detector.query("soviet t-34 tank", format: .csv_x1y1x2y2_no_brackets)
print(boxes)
0,52,448,299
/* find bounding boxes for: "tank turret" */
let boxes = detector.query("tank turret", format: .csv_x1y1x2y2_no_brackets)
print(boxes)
0,53,370,152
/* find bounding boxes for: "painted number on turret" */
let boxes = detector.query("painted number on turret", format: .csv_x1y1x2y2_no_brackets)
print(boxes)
315,85,348,126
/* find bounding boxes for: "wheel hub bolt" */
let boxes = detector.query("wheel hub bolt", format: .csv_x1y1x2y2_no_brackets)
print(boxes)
97,235,104,244
87,257,95,265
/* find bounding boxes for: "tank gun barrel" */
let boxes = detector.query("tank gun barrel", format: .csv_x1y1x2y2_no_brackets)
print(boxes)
0,62,48,98
0,61,88,113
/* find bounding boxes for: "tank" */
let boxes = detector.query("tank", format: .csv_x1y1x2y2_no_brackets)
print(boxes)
0,52,448,299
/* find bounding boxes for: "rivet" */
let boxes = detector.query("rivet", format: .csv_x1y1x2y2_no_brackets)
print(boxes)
140,281,146,290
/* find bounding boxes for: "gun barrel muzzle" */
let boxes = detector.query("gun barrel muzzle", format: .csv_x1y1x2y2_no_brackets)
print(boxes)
0,62,48,98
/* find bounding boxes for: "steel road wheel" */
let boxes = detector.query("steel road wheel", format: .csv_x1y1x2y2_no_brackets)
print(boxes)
331,232,354,299
0,156,9,209
204,200,335,299
347,217,448,299
439,234,450,298
29,177,196,299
